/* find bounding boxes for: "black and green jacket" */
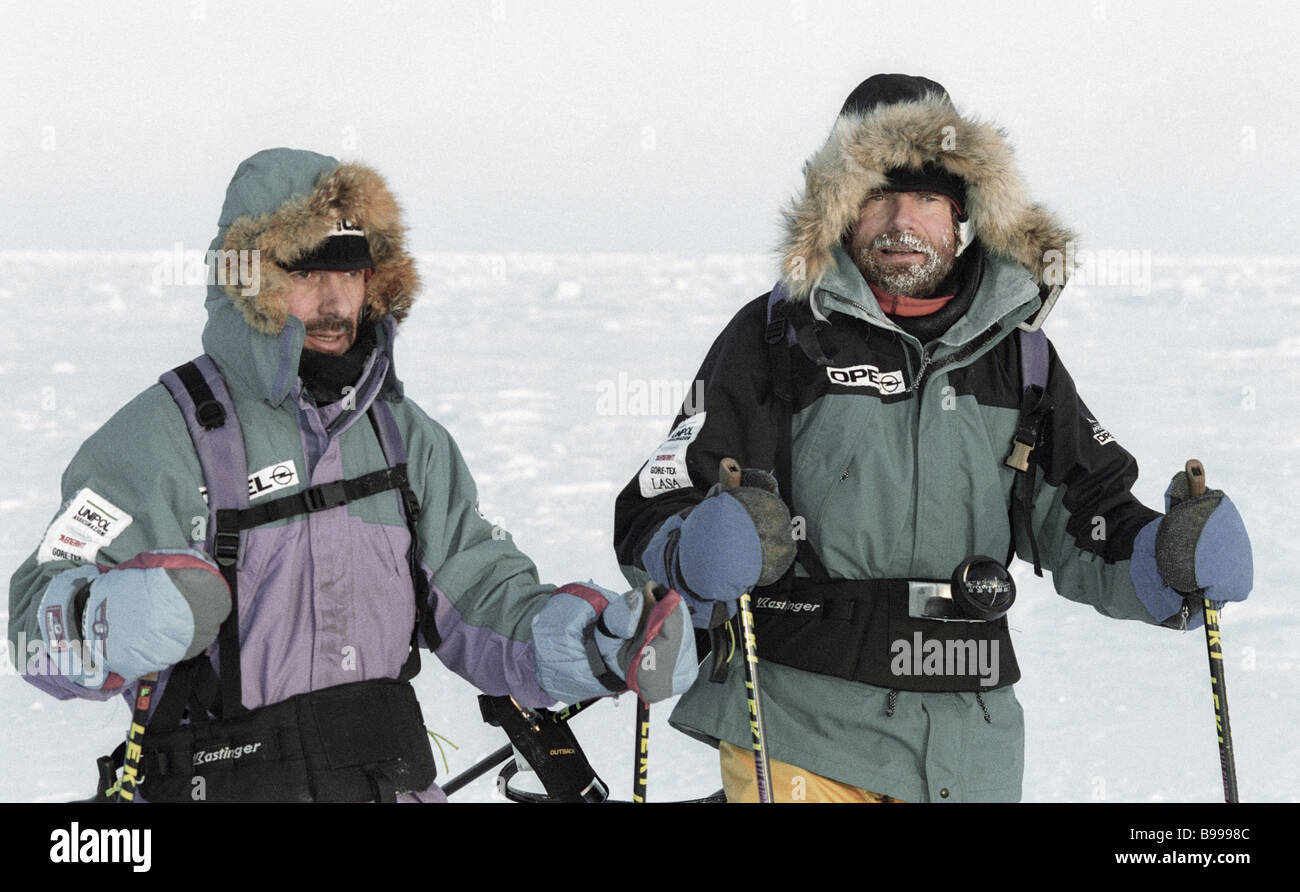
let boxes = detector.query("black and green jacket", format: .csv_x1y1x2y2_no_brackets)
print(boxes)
613,85,1173,801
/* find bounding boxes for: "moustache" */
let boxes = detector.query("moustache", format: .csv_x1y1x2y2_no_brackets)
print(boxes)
305,315,355,338
871,231,939,257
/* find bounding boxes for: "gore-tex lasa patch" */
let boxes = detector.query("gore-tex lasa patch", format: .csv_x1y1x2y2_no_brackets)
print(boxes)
37,488,134,565
638,412,707,498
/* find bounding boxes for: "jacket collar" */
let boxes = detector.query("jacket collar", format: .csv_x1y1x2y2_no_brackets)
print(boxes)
811,242,1041,352
201,296,403,408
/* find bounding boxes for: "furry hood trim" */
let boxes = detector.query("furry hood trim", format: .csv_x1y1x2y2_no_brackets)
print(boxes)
218,151,419,335
779,91,1076,302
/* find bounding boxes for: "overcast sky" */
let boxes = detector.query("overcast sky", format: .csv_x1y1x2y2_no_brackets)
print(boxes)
3,0,1297,258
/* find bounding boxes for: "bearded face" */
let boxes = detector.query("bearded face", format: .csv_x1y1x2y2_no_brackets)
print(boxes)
849,191,962,299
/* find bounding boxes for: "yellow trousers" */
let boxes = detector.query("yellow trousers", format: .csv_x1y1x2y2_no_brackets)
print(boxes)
719,741,904,803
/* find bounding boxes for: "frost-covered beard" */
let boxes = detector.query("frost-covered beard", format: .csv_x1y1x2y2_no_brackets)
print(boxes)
857,229,957,298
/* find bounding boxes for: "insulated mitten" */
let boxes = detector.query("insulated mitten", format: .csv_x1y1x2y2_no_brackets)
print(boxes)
37,549,231,690
1131,469,1252,625
532,581,696,704
642,463,796,628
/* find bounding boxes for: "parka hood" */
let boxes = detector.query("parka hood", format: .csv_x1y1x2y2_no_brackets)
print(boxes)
201,149,414,406
779,77,1076,304
210,147,419,336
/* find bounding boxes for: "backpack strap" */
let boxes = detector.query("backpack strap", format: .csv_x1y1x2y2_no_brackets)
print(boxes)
765,288,836,586
1018,326,1050,393
366,401,441,670
160,355,250,718
1005,328,1053,576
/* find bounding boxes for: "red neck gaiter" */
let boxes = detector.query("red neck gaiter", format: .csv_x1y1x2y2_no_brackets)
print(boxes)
869,283,955,317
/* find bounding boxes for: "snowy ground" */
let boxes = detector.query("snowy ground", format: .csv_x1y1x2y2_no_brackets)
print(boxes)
0,250,1295,803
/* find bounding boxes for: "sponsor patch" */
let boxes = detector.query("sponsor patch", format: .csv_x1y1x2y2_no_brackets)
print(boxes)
638,412,707,498
753,595,822,615
199,460,300,504
825,364,905,394
192,740,266,767
37,488,134,565
1087,417,1115,445
43,605,69,650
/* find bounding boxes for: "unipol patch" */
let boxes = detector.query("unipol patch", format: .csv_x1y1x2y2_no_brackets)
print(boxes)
37,488,134,565
638,413,707,498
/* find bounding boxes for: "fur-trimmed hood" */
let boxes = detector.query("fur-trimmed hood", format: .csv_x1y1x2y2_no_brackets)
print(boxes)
213,148,419,335
780,85,1075,302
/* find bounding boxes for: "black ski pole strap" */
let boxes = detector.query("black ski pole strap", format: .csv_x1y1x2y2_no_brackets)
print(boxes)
582,631,627,694
706,601,734,684
95,742,127,802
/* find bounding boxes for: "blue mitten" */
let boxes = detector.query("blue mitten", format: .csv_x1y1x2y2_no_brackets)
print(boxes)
532,581,697,705
1131,470,1253,627
643,467,796,629
37,549,231,690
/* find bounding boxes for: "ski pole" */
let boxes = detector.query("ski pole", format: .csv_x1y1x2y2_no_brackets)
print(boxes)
441,742,513,797
633,695,650,802
1184,459,1240,803
719,458,775,803
113,672,158,802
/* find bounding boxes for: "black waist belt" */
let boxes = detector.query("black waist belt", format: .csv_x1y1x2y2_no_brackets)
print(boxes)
139,678,436,802
751,577,1020,692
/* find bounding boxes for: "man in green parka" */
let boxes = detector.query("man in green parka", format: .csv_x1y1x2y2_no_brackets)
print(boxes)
613,74,1255,802
9,147,699,801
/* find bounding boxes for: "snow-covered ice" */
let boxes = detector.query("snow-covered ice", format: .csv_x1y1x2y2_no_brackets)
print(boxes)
0,251,1294,802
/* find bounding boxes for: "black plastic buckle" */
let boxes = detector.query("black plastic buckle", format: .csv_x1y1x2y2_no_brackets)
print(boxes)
194,399,226,430
213,512,241,566
304,480,347,513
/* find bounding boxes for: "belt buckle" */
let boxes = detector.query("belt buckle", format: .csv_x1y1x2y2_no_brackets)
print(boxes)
908,581,985,622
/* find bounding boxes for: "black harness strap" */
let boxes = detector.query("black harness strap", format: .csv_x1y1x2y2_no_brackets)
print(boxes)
231,467,415,530
172,360,227,431
212,505,243,717
365,409,439,672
